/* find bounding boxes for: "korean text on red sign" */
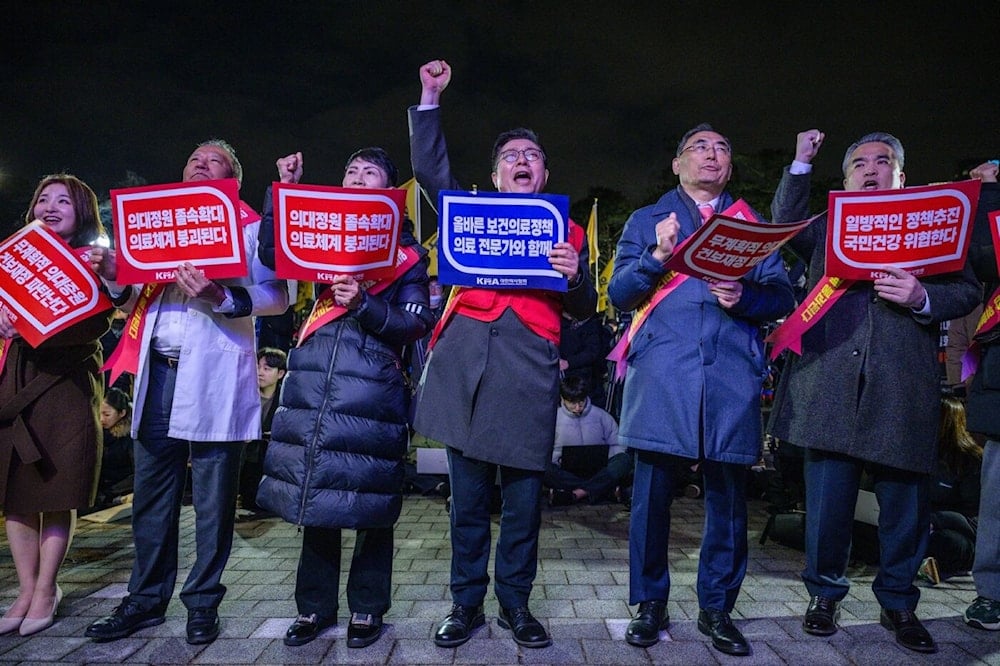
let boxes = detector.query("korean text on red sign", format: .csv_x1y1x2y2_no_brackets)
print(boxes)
825,179,981,280
111,178,246,284
0,222,112,347
273,183,404,283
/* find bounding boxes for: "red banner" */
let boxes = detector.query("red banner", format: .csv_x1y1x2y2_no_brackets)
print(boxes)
825,179,980,280
0,222,112,348
273,183,404,283
111,179,247,284
664,214,812,281
989,209,1000,277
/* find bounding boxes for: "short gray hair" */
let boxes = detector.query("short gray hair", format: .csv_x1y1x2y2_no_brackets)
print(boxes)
841,132,904,176
196,138,243,184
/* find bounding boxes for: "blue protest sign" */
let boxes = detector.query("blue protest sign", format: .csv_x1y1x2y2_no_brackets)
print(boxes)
437,190,570,291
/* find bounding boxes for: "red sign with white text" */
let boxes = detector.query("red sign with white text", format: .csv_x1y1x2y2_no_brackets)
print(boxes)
826,180,980,280
989,210,1000,276
663,199,809,280
111,179,246,284
0,222,112,348
273,183,404,282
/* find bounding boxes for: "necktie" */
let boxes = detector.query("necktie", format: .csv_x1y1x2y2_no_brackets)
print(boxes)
698,203,714,223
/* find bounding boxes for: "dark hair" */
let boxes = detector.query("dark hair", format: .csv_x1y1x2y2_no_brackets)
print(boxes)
195,138,243,184
491,128,548,169
257,347,288,371
25,173,105,248
841,131,905,175
938,395,982,476
104,386,131,414
560,375,590,402
675,123,732,157
345,147,399,187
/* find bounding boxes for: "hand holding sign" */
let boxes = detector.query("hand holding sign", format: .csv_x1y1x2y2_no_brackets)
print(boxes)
88,246,118,281
548,241,580,280
331,274,363,309
971,161,999,183
707,279,744,309
175,262,225,305
873,265,928,309
0,309,18,339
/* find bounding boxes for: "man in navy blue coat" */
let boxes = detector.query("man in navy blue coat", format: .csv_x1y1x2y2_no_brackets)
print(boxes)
609,124,795,656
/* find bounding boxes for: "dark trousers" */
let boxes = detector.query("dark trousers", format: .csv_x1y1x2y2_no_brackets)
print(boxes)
295,526,393,622
446,446,543,609
544,452,632,502
928,510,976,575
128,355,243,611
803,449,929,610
629,450,748,611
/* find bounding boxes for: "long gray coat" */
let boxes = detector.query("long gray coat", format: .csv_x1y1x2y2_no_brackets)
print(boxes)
767,169,981,473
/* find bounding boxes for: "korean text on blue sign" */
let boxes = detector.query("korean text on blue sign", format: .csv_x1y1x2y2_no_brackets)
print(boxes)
437,190,570,291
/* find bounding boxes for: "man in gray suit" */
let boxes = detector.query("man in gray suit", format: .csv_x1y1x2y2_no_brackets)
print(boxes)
768,130,981,654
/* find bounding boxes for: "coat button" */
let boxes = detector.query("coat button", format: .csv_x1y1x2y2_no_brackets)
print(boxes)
490,328,499,337
851,349,860,356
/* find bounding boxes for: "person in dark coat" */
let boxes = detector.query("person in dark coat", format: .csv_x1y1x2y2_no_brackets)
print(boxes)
609,123,795,656
964,159,1000,630
409,60,596,651
767,130,981,654
256,147,433,649
0,174,111,636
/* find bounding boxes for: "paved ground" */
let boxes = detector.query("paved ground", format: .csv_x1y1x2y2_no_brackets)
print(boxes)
1,493,999,665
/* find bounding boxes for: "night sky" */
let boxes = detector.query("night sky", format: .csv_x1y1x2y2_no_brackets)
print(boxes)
2,2,998,237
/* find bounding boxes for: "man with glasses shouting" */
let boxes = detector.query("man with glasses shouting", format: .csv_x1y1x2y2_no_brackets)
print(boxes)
408,59,596,649
609,124,794,656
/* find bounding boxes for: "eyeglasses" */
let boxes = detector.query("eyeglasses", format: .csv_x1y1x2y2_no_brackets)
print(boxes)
681,141,732,156
497,148,545,164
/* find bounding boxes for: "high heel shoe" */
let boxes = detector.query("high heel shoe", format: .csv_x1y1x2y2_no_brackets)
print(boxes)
0,614,25,635
19,586,62,637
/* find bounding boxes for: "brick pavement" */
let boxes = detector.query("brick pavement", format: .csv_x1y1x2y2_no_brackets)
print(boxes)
1,495,999,664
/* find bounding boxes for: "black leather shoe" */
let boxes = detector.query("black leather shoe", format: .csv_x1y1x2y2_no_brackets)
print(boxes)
347,612,383,648
498,606,551,648
879,608,937,654
85,598,165,641
186,607,220,645
284,613,335,647
434,604,485,647
698,609,750,656
625,600,669,647
802,595,840,636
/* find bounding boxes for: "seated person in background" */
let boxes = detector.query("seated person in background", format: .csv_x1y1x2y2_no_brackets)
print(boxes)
560,312,609,407
546,376,631,506
919,395,983,585
238,347,287,515
95,387,135,509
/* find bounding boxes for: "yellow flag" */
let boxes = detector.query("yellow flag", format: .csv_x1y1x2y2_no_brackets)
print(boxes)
597,252,615,315
422,231,439,277
401,177,422,239
586,198,599,283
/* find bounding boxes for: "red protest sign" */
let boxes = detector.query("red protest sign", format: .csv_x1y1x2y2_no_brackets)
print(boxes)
826,179,980,280
111,179,247,284
0,222,112,348
273,183,404,282
989,209,1000,277
663,199,808,281
665,215,811,280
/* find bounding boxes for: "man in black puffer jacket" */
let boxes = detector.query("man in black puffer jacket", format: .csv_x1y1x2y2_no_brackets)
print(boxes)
256,148,434,649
